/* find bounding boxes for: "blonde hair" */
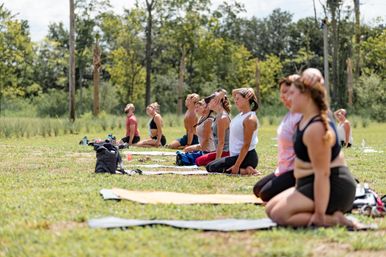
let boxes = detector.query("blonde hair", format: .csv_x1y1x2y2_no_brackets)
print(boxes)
187,93,200,104
148,102,160,113
124,103,135,113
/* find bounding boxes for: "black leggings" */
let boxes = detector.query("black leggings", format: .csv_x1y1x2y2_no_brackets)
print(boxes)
206,149,258,173
296,166,356,214
253,170,295,202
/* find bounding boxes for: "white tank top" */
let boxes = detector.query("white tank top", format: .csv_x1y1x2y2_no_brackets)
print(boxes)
337,122,353,144
229,111,258,156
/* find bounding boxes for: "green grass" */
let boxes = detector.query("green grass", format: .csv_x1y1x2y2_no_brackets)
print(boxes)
0,122,385,257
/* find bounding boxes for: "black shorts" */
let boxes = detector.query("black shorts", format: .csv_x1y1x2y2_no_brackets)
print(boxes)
340,141,352,148
151,135,167,146
296,166,356,214
177,134,199,146
121,135,140,144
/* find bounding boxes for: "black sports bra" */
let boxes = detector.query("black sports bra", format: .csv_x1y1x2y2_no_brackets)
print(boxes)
149,118,157,129
294,115,341,162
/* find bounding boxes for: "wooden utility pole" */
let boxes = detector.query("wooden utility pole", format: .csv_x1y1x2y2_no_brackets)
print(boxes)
93,34,101,116
322,18,330,97
353,0,361,78
177,47,186,115
255,58,261,105
69,0,76,121
145,0,155,109
346,58,353,106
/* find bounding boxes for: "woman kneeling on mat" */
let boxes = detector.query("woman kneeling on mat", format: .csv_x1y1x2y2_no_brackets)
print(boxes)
265,68,358,228
120,103,140,145
184,99,215,153
175,99,216,165
206,88,259,175
136,102,167,147
195,90,231,166
253,75,301,201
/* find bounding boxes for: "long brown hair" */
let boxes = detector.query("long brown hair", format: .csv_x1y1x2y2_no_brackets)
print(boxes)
204,89,231,113
293,79,333,143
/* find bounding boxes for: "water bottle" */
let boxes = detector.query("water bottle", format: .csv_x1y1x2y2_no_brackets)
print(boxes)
82,136,88,145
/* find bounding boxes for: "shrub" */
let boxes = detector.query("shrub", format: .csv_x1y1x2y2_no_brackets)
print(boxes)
354,74,386,122
33,89,68,117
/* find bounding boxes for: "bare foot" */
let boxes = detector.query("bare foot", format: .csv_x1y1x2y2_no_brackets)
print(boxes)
333,212,364,230
239,166,261,176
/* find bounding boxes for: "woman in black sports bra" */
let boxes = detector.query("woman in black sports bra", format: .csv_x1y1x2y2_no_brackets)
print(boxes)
265,68,358,229
136,102,167,147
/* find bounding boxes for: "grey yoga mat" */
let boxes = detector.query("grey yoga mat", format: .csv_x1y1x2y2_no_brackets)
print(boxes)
122,151,177,156
124,170,214,176
88,217,277,231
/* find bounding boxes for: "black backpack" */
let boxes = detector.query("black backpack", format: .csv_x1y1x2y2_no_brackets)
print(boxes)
94,142,123,174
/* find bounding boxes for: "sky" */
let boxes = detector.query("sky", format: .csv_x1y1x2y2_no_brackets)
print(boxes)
2,0,385,42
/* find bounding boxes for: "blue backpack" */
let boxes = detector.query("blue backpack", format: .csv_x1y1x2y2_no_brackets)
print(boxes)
176,151,204,166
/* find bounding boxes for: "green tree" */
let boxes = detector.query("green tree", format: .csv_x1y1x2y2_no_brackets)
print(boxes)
103,9,146,107
0,4,34,98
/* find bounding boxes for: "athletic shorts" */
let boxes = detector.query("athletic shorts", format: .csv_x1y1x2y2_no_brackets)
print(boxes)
152,135,167,146
296,166,356,214
121,135,140,144
177,134,199,146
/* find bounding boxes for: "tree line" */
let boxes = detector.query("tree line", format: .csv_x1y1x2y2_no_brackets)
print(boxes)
0,1,385,120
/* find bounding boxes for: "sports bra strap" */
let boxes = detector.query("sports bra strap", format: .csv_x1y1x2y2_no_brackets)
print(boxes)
299,114,321,132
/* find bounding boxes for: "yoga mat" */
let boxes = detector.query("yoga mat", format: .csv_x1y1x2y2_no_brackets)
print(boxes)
110,188,263,205
136,164,199,169
100,189,121,200
124,170,216,176
122,151,176,156
88,217,277,231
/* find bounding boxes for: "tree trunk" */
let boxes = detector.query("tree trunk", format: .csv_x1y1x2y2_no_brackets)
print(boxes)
93,34,101,116
255,58,261,105
69,0,76,122
177,47,186,115
322,18,330,98
312,0,318,26
330,3,339,103
346,58,353,106
353,0,361,78
145,0,155,109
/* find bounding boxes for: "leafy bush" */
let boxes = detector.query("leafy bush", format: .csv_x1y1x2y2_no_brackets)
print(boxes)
33,89,68,117
354,73,386,122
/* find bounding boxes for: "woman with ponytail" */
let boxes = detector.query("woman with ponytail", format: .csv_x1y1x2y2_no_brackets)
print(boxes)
266,68,358,228
175,100,216,166
195,89,231,166
206,88,259,175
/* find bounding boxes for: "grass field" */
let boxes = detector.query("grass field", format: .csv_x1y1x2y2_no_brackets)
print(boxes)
0,123,385,257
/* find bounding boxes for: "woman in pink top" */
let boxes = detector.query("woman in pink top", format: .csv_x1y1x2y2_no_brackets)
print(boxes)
120,103,140,145
253,75,301,201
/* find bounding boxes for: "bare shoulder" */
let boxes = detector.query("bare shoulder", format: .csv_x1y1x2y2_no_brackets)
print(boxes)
304,122,326,142
244,113,258,128
154,114,163,122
